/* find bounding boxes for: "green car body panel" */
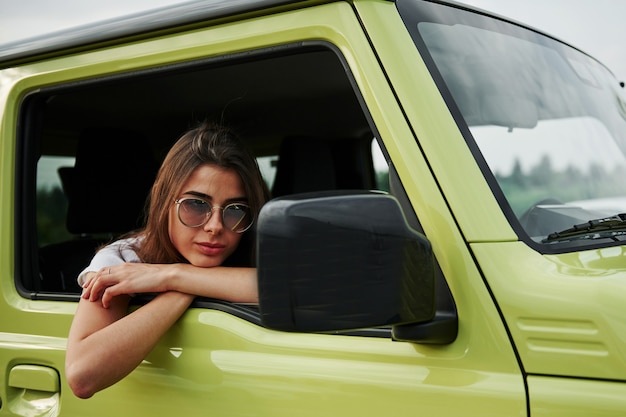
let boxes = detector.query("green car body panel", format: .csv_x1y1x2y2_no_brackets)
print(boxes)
0,0,625,416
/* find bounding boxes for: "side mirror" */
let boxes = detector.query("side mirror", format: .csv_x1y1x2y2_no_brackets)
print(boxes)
257,191,435,333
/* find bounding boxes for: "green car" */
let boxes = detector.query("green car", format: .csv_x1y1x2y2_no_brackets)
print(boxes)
1,0,625,415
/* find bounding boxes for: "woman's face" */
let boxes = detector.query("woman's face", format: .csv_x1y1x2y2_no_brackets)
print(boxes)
168,164,246,267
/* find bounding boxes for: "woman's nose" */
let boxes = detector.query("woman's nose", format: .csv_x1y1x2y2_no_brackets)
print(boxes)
203,208,224,233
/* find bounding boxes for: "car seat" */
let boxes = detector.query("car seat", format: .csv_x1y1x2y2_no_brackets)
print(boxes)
38,127,158,293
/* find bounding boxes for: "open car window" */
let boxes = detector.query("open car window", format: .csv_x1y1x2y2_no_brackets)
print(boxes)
19,44,389,298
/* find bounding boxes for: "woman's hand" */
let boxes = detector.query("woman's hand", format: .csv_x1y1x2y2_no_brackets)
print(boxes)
82,263,172,308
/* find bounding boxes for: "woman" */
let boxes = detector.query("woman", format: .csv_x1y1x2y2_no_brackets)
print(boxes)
65,122,270,399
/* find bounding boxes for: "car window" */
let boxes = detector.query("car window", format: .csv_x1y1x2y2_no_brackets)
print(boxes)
256,155,278,191
400,2,626,249
19,44,394,297
372,139,390,192
36,156,74,246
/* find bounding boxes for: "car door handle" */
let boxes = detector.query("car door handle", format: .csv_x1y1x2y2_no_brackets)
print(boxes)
9,364,60,392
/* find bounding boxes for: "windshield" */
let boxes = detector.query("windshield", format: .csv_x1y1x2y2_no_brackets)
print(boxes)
398,0,626,249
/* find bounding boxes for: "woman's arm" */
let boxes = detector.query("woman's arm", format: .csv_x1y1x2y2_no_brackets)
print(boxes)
65,284,194,399
167,264,257,302
83,264,257,308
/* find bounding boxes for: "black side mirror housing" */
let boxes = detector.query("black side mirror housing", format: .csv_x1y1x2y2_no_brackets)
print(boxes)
257,191,435,333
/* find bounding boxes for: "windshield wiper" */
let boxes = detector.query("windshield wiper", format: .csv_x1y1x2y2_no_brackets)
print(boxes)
542,213,626,243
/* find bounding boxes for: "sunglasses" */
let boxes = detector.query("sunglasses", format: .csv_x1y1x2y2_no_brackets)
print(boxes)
174,197,254,233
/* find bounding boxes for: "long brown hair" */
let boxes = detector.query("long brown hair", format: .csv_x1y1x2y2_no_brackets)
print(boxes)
133,122,270,266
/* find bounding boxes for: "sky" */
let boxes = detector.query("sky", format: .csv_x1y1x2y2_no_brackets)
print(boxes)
1,0,625,82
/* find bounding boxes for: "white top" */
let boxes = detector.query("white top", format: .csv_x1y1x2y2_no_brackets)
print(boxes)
77,237,141,287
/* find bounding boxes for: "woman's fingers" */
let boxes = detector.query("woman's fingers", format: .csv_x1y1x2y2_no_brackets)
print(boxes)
85,267,116,302
82,263,167,307
81,272,97,299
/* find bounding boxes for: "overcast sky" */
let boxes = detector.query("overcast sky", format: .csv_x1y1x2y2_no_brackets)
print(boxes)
1,0,625,82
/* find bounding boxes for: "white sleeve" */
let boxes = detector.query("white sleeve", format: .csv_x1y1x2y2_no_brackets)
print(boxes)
77,238,141,287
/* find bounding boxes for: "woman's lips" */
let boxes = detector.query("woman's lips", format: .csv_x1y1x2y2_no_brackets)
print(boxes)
196,242,226,256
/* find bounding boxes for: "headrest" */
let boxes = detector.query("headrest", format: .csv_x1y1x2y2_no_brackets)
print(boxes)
272,137,336,197
62,127,158,235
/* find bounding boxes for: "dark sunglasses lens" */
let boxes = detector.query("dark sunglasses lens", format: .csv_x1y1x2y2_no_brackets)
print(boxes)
179,199,209,227
223,204,253,232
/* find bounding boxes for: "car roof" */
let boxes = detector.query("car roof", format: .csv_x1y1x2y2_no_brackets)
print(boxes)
0,0,591,73
0,0,309,65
